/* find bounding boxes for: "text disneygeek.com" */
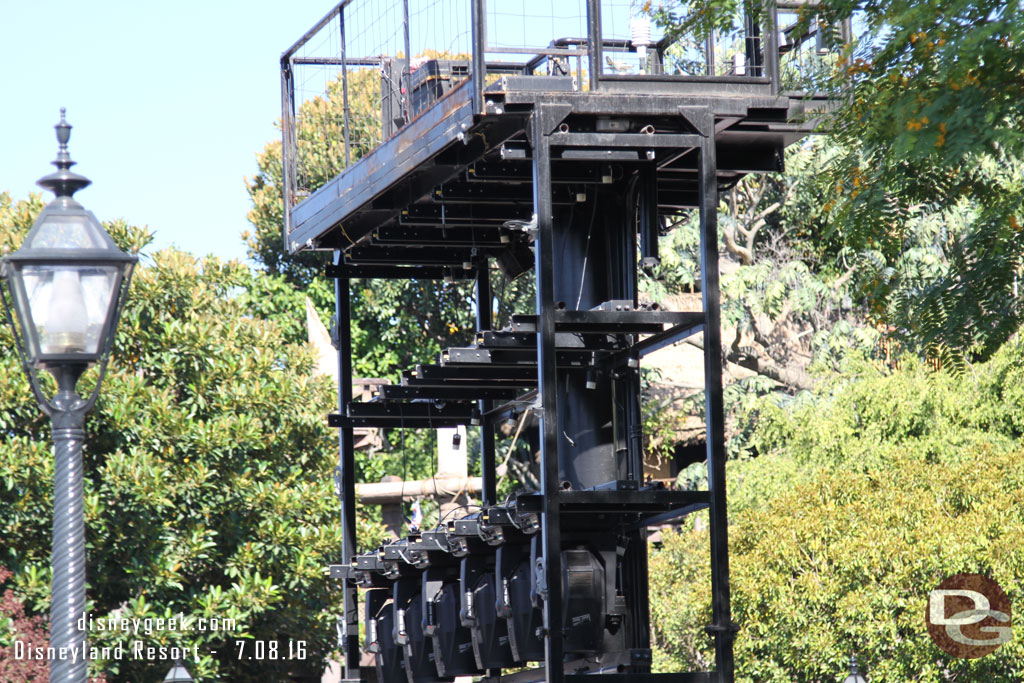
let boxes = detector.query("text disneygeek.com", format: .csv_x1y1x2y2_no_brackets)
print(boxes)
79,613,237,635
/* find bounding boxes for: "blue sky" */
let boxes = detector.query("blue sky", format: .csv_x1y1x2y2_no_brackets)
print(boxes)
0,0,343,263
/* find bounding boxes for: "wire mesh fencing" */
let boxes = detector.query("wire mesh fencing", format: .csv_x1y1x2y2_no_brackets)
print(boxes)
282,0,474,220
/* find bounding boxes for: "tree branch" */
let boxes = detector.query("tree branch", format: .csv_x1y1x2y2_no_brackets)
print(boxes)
722,222,755,265
728,349,815,392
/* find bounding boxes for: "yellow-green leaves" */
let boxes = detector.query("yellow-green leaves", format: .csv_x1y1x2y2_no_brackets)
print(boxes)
650,339,1024,680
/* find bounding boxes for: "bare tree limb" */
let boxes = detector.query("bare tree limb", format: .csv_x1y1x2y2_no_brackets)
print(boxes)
722,223,754,265
727,348,815,392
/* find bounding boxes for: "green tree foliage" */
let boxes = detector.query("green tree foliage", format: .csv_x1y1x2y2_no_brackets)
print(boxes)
642,6,1023,676
651,0,1024,363
641,140,878,441
821,0,1024,364
650,341,1024,680
0,192,386,681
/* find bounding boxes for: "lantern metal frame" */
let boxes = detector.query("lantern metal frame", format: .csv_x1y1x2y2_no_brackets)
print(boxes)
0,109,136,416
163,659,195,683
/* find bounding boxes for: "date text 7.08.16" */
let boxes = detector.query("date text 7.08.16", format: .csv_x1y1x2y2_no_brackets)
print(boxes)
231,639,307,660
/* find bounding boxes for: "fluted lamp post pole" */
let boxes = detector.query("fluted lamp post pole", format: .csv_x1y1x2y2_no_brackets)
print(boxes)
0,110,137,683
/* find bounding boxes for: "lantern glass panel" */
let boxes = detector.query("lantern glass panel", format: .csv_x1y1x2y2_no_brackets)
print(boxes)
22,212,111,250
19,264,120,356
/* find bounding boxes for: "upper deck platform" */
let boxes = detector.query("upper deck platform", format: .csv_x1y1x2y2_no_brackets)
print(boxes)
281,0,844,256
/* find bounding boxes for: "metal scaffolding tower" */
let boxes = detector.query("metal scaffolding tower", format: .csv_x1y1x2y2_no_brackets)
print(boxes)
279,2,838,681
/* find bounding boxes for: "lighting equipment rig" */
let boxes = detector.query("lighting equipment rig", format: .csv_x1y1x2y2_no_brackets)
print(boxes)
279,2,842,681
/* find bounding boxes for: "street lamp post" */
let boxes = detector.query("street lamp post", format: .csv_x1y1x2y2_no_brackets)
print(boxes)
0,110,137,683
163,659,194,682
843,654,868,683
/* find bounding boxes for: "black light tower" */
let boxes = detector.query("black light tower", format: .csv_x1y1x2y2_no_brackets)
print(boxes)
0,110,137,683
280,1,837,680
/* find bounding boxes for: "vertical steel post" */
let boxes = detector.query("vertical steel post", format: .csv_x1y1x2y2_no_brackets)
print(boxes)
402,0,413,123
624,175,652,659
763,0,780,94
840,17,853,46
471,0,486,115
280,57,296,249
476,264,497,506
586,0,602,91
334,252,360,679
638,164,660,271
744,10,763,77
49,380,88,683
705,33,716,76
532,108,564,683
698,121,735,682
623,516,651,660
340,7,352,167
623,184,642,484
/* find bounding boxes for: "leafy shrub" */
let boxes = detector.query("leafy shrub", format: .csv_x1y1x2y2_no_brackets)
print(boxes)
651,340,1024,681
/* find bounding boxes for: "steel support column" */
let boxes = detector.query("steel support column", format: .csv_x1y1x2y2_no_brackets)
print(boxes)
625,168,651,660
698,121,735,682
402,0,413,124
763,0,780,95
339,7,352,167
471,0,486,115
334,251,361,678
586,0,602,91
476,263,497,506
532,107,564,683
280,56,296,246
638,164,660,270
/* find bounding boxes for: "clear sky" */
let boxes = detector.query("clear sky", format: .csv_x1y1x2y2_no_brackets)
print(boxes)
0,0,344,263
0,1,644,263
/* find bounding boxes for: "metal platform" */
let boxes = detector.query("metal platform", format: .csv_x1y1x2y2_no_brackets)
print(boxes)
285,78,825,254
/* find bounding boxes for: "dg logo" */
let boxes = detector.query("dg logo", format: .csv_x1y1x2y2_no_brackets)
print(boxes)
926,573,1013,658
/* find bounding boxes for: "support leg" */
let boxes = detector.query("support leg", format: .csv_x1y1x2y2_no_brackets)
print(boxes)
334,254,361,679
476,264,497,506
532,108,564,683
698,126,736,682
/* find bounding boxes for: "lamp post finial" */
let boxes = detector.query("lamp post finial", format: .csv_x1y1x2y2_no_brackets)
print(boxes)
38,108,90,200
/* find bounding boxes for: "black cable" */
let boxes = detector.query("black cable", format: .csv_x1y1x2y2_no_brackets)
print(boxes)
496,268,508,327
437,503,482,527
575,190,598,309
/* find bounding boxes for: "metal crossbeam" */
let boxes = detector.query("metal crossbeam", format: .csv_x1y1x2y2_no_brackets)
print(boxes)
330,402,481,428
515,490,711,514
